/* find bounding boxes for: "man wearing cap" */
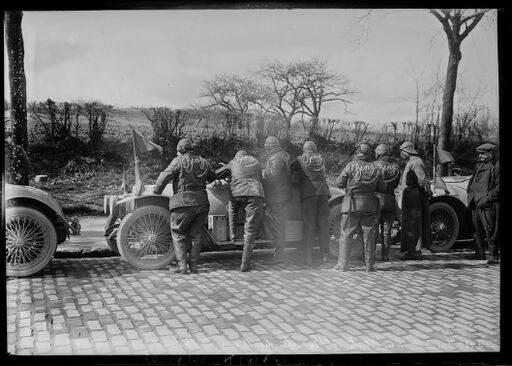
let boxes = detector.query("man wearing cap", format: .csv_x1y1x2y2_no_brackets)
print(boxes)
399,141,431,260
262,136,292,263
334,142,385,272
153,138,217,274
466,143,500,264
216,150,265,272
373,143,401,261
290,140,331,265
5,129,30,186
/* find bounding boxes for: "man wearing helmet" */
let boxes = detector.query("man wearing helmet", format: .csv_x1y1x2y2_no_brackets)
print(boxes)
373,143,401,261
262,136,292,263
291,140,331,265
466,143,500,264
399,141,431,260
153,138,217,274
216,150,265,272
334,142,385,272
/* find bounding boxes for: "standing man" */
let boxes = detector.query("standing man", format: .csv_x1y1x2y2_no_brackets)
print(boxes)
5,129,30,185
334,142,384,272
373,143,401,261
399,141,431,260
291,140,330,265
262,136,292,263
217,150,265,272
466,143,500,264
153,138,217,274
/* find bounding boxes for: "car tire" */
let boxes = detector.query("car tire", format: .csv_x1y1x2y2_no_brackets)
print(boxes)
427,201,460,253
6,206,58,277
328,202,342,258
104,215,120,255
117,205,176,269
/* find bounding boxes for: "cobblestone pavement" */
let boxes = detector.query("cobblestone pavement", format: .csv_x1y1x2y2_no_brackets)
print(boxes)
6,247,500,355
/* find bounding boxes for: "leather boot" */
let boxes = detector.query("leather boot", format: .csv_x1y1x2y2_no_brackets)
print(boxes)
188,241,201,274
332,239,348,271
241,243,254,272
364,240,376,272
228,201,238,242
173,241,188,274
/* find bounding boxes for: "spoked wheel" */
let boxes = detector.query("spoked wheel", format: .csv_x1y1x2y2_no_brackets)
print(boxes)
328,203,342,258
5,206,57,277
104,215,121,255
428,202,459,252
117,205,175,269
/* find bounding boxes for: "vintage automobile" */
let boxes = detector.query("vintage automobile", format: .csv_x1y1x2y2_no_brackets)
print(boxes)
5,183,70,277
104,172,473,270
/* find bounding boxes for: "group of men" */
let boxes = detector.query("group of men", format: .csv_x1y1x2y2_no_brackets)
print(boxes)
151,134,500,274
5,128,498,273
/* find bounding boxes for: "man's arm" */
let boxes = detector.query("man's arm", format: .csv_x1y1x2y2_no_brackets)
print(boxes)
153,158,180,194
335,164,350,189
489,161,500,202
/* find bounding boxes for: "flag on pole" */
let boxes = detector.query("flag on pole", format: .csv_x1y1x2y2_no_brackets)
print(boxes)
133,129,164,155
435,146,454,164
131,129,163,196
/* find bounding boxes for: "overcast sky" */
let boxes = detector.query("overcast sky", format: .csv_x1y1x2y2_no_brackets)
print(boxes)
4,9,499,125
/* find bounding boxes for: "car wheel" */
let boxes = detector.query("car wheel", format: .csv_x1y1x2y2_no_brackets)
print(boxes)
328,203,342,258
117,205,176,269
5,206,57,277
104,215,120,255
428,201,460,252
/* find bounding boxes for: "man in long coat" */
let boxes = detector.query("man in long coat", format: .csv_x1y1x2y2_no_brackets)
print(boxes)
399,141,431,260
262,136,292,263
334,142,385,272
373,143,401,261
466,143,500,264
290,140,331,265
153,138,217,274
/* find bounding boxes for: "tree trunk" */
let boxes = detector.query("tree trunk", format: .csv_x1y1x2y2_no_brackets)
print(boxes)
5,11,27,150
438,46,461,176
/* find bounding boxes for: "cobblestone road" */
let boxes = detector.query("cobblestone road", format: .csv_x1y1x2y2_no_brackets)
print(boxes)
6,248,500,355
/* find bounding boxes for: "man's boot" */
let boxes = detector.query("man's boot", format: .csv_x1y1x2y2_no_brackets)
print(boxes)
228,201,238,242
188,241,201,274
487,240,499,264
173,242,188,274
364,239,376,272
241,243,254,272
332,239,348,271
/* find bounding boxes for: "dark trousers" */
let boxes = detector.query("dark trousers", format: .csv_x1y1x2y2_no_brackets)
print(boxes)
228,197,264,243
265,202,287,258
229,196,264,269
379,210,395,260
339,212,378,270
301,195,330,258
170,205,209,268
471,203,499,259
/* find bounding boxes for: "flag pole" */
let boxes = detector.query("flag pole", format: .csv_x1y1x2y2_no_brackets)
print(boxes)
432,124,436,181
132,128,143,196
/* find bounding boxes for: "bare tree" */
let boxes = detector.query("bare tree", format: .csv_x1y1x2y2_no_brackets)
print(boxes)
140,107,188,148
255,61,305,135
296,60,354,136
79,101,112,145
201,74,259,137
430,9,490,174
5,11,27,150
28,99,78,143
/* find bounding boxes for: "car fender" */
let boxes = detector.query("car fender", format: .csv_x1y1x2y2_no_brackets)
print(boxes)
5,183,70,244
